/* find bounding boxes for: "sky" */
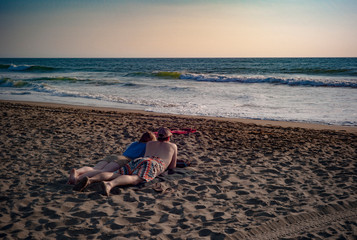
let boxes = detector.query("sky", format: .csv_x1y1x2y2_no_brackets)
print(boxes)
0,0,356,58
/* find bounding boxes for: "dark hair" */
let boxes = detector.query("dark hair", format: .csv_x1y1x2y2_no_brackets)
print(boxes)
139,131,157,143
157,136,170,142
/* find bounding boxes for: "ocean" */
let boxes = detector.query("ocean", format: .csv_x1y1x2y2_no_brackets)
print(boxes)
0,58,356,126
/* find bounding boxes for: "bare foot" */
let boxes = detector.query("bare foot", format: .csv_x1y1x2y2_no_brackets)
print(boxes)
100,182,111,196
73,176,90,192
67,169,78,185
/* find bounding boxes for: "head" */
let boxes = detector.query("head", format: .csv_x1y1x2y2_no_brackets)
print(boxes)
157,127,172,142
139,131,157,143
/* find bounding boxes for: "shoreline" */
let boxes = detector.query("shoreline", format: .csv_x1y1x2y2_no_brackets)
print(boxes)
1,99,356,134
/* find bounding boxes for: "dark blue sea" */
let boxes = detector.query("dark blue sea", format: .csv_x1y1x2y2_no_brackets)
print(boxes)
0,58,356,125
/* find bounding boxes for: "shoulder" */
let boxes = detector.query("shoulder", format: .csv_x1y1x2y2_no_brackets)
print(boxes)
163,141,176,147
146,141,156,146
169,142,177,150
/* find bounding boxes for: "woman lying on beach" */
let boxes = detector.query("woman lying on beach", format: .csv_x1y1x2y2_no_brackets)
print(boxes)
74,127,177,196
67,131,157,185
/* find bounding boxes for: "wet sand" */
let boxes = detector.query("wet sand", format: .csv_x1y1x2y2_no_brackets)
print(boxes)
0,100,356,239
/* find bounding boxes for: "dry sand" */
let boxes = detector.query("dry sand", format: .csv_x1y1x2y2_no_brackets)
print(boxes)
0,100,356,239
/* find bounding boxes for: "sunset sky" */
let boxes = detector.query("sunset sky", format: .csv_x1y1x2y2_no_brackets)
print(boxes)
1,0,356,58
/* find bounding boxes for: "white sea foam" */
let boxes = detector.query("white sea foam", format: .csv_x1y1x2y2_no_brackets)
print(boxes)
180,73,357,88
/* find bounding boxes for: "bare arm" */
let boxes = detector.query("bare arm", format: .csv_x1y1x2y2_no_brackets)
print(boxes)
168,144,177,169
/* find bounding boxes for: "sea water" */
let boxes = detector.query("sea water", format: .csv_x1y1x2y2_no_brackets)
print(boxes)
0,58,356,126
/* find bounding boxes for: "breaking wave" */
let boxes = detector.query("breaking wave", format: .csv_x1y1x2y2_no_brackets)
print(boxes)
127,71,357,88
153,71,181,79
179,73,357,88
28,85,179,108
125,71,182,79
0,78,31,88
1,64,58,72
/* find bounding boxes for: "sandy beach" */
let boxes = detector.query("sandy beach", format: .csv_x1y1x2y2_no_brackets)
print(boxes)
0,100,356,239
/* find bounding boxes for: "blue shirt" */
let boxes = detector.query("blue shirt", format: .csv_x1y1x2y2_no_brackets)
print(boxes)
122,142,146,160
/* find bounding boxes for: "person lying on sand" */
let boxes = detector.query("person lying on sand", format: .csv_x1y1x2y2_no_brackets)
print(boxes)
74,127,177,196
67,131,157,184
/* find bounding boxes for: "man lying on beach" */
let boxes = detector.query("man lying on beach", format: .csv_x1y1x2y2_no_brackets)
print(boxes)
74,127,177,196
68,131,157,185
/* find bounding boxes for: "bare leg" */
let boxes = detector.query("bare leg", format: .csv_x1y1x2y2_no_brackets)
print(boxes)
68,161,110,184
100,162,120,172
67,168,78,184
76,169,115,182
101,175,143,196
75,166,95,175
75,161,110,178
73,171,120,192
93,160,110,170
67,167,97,184
87,171,120,185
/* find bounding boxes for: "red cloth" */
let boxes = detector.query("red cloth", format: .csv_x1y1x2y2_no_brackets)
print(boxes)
154,128,196,136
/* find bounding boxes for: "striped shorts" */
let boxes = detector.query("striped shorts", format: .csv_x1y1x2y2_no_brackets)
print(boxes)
116,156,165,182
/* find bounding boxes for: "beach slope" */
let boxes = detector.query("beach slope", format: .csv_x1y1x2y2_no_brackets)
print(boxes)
0,101,356,239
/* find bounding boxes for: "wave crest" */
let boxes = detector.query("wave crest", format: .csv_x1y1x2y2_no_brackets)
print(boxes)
6,64,57,72
180,73,357,88
126,70,357,88
153,71,181,79
29,85,179,108
0,78,31,88
126,71,182,79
